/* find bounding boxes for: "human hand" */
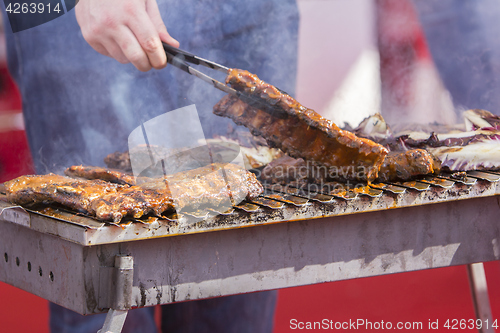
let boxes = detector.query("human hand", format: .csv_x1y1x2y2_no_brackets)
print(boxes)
75,0,179,71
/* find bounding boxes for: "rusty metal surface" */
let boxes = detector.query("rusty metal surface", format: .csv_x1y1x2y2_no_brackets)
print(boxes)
1,171,500,246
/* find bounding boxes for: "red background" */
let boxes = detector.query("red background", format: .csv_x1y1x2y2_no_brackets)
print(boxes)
2,263,500,332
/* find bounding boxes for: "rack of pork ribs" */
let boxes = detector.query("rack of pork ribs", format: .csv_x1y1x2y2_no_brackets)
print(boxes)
3,164,263,223
3,70,446,223
213,69,440,185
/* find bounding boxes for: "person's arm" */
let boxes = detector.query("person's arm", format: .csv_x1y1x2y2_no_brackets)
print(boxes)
75,0,179,72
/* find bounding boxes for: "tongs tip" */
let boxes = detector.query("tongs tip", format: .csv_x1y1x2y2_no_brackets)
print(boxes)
162,44,287,118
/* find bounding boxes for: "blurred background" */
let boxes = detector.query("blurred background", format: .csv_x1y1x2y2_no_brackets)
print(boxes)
1,0,500,331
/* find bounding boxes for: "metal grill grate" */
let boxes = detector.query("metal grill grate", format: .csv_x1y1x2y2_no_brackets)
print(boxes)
1,170,500,245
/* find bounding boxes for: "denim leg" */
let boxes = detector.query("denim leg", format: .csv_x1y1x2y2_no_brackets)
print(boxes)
161,291,277,333
412,0,500,112
49,303,157,333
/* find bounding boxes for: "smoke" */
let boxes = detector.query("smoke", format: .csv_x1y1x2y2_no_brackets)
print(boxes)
13,0,500,179
380,0,500,124
3,0,299,177
376,0,456,127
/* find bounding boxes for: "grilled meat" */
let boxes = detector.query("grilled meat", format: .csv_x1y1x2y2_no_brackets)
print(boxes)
260,155,333,185
3,174,150,221
5,163,263,222
261,155,310,185
140,163,262,210
104,143,240,176
377,149,441,182
65,165,137,185
104,151,132,172
214,69,389,182
261,149,440,185
104,146,176,174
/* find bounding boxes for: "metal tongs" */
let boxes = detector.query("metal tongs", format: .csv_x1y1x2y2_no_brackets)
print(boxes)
163,43,287,118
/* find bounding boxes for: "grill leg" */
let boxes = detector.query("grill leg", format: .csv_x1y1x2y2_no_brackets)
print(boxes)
98,255,134,333
468,263,494,333
97,309,129,333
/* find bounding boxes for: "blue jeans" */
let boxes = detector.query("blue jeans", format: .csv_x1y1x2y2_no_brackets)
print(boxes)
412,0,500,113
2,0,298,332
50,291,277,333
161,291,278,333
49,304,157,333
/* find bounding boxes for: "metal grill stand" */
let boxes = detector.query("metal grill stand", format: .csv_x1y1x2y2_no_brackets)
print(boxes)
98,256,133,333
1,172,500,333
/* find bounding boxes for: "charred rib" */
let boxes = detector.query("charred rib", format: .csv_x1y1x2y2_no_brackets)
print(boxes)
214,69,388,182
261,149,440,185
5,163,263,222
65,165,137,185
377,149,441,182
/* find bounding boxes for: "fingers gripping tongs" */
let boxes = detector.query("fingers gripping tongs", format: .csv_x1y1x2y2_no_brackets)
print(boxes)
162,43,287,118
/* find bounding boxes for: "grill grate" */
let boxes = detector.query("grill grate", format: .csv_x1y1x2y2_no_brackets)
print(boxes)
1,170,500,245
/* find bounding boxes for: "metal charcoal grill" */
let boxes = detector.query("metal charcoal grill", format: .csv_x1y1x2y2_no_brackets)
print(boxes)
1,170,500,332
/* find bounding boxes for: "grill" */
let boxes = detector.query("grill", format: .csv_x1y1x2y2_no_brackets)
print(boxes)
1,171,498,244
1,170,500,331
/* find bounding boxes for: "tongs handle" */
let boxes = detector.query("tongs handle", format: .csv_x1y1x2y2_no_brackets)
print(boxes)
162,43,229,73
162,43,288,119
163,43,200,66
